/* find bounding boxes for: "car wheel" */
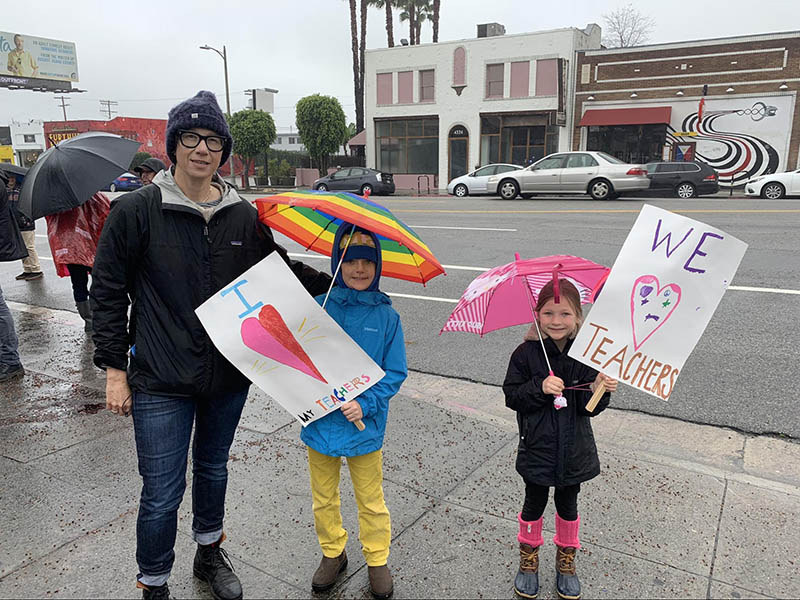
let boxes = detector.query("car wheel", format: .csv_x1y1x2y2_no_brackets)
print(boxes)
315,183,328,191
360,183,373,196
453,184,469,197
676,182,696,198
761,182,785,199
498,179,520,200
109,183,116,192
588,179,612,200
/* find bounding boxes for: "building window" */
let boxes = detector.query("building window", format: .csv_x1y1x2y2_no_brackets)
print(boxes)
535,58,558,96
276,137,282,144
289,137,295,144
23,134,36,143
377,72,393,105
480,115,559,166
398,71,413,103
510,61,530,98
486,63,504,98
586,124,666,164
453,47,466,86
419,69,435,103
376,118,439,173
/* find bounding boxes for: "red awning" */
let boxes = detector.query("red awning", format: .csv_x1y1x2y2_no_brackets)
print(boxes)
579,106,672,127
348,130,366,146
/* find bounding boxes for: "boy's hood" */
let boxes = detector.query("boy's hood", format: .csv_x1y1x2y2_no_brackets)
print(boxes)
331,222,382,292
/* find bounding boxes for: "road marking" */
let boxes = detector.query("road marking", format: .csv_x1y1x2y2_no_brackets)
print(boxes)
388,292,458,304
407,225,517,232
728,285,800,295
392,208,800,215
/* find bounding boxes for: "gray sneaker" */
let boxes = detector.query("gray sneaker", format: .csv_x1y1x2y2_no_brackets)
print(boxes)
0,363,24,383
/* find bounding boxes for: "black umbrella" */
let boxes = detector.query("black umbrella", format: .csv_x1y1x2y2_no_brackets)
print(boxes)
18,132,141,219
0,163,29,178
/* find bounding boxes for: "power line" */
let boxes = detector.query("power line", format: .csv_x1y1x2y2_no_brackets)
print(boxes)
99,99,118,120
54,96,70,121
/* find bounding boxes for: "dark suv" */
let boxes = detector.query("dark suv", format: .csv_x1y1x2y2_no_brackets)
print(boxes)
313,167,395,195
645,161,719,198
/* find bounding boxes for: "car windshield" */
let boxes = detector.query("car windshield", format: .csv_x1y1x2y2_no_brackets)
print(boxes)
595,152,626,164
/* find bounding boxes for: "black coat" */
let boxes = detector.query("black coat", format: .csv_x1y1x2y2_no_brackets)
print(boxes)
503,337,610,487
90,183,332,397
0,185,28,263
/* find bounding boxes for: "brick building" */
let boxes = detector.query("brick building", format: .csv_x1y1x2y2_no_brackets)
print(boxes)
572,31,800,187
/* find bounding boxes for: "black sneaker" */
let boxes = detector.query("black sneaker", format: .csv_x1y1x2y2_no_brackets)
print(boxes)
0,363,24,383
137,582,173,600
24,272,44,281
194,537,243,600
15,272,28,280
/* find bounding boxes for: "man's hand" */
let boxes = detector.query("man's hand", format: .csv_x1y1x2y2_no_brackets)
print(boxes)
340,400,363,423
106,367,132,417
542,375,565,396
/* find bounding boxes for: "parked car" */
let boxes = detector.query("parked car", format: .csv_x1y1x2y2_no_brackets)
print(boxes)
104,172,142,192
447,163,523,197
744,169,800,199
644,161,719,198
314,167,395,195
487,151,650,200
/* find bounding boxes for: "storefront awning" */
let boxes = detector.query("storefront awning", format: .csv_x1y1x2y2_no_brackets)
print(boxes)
578,106,672,127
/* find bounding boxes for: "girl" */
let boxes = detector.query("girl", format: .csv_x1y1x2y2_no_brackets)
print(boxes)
503,278,617,600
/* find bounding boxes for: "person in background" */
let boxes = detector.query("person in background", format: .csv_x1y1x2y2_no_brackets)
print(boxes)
134,158,167,186
7,34,39,78
5,173,43,281
0,173,28,383
45,193,111,332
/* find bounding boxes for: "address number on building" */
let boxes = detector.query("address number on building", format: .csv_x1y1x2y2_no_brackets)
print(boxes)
449,126,468,137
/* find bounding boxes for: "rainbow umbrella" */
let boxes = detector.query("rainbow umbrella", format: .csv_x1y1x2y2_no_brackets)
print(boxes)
255,190,445,285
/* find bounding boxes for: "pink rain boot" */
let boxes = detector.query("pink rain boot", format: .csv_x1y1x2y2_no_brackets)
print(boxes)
514,514,543,598
553,514,581,599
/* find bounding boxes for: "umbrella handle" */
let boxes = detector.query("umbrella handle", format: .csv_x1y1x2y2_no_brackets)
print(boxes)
354,419,366,431
585,381,606,413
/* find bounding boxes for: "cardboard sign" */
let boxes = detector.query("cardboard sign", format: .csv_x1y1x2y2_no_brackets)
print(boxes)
196,252,385,425
569,205,747,400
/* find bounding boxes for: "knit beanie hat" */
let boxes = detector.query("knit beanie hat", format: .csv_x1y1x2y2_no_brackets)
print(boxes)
165,91,232,166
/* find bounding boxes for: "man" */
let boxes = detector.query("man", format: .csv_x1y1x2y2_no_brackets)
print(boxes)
0,173,27,383
133,157,167,186
91,91,331,600
7,34,38,78
5,174,43,281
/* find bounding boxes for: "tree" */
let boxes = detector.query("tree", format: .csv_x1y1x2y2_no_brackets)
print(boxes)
343,122,357,154
432,0,440,43
228,109,276,189
348,0,369,135
296,94,348,175
129,151,152,172
399,0,431,44
369,0,395,47
601,4,654,48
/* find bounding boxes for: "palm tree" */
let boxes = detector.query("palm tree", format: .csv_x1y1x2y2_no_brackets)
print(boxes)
399,0,431,44
347,0,368,135
370,0,395,48
432,0,440,43
414,1,432,44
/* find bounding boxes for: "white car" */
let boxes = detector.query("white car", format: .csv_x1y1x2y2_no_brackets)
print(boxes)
447,163,522,197
487,151,651,200
744,169,800,199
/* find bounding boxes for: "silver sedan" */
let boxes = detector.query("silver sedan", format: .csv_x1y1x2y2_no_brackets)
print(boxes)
487,151,650,200
447,163,522,197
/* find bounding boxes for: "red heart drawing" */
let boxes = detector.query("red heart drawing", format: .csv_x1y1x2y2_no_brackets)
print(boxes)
630,275,681,351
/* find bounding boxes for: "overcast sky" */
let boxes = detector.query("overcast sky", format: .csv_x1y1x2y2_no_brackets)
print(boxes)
3,0,799,131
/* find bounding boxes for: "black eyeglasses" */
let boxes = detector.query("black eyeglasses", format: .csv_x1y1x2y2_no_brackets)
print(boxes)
177,130,227,152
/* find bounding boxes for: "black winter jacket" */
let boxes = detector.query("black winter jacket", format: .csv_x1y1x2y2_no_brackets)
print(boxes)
503,337,611,487
90,174,331,397
0,185,28,263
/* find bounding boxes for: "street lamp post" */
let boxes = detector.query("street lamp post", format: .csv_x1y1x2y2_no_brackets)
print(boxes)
200,44,233,182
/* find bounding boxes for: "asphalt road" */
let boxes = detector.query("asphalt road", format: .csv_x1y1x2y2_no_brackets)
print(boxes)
4,192,799,437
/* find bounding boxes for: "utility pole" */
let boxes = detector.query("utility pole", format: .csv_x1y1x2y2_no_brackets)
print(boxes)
54,96,70,121
99,99,118,120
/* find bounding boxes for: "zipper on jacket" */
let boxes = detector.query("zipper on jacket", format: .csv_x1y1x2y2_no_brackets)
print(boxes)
203,225,211,244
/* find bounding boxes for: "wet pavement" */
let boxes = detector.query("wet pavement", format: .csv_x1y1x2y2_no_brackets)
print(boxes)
1,302,799,599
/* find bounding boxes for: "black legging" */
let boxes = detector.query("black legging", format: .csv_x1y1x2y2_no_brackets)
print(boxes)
66,264,92,303
521,482,580,521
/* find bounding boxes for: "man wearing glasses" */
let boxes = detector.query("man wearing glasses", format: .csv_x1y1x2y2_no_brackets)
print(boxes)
90,91,331,600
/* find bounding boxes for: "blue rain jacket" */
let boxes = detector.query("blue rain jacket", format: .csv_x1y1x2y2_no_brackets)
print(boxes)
300,224,407,457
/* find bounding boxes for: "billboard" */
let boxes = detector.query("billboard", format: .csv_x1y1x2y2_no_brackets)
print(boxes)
1,31,78,83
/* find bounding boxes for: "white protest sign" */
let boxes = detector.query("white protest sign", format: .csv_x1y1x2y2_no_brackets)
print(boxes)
196,252,385,425
569,204,747,400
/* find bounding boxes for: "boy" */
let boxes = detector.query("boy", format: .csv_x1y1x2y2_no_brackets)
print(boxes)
300,224,407,600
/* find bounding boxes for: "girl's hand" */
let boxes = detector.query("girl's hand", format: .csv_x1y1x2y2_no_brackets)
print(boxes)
593,373,618,393
542,375,565,396
340,400,363,422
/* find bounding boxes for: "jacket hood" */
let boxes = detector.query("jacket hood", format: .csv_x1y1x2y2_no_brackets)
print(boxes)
153,167,242,216
331,222,382,292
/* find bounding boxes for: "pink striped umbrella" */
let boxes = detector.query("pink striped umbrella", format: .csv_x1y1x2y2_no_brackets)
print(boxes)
440,255,609,337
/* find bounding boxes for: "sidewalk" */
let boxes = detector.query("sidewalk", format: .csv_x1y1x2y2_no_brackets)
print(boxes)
1,302,797,599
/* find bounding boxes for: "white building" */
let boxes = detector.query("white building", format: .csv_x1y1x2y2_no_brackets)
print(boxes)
9,119,46,167
271,131,306,152
364,23,602,190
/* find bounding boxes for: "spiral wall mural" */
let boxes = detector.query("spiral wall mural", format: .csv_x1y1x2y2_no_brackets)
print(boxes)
666,98,791,188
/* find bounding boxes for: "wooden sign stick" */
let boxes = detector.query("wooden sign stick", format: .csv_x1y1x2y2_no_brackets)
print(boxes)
585,381,606,413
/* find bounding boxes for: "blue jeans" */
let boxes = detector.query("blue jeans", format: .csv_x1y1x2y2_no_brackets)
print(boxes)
0,284,21,367
132,389,248,586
